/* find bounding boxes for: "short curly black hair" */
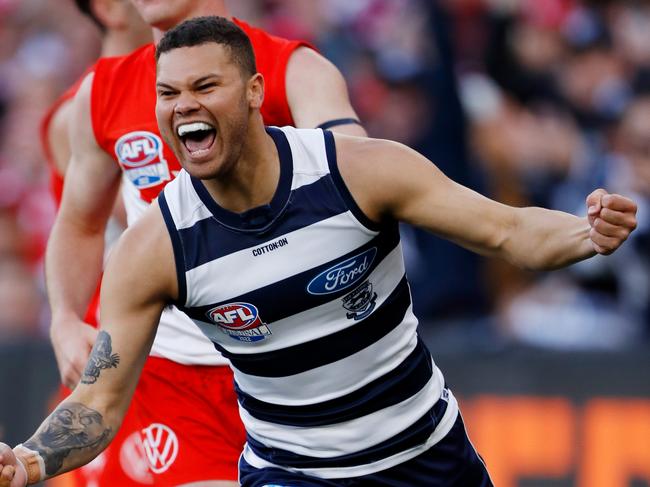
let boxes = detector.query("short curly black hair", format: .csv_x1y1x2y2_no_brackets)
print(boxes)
156,16,256,77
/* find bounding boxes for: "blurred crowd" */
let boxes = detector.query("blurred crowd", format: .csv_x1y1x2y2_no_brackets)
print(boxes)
0,0,648,349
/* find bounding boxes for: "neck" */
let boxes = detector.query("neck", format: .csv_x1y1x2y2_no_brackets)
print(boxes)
202,116,279,214
152,1,231,44
100,31,143,57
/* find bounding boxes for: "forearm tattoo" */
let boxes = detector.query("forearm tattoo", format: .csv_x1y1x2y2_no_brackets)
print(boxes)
81,331,120,384
23,402,111,476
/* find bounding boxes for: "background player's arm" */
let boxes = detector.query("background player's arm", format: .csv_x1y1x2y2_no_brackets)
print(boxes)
285,47,367,136
337,136,637,271
0,203,173,486
46,100,74,177
45,73,123,389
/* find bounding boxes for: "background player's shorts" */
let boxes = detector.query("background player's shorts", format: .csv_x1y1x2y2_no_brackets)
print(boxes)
238,414,493,487
132,356,245,485
47,385,154,487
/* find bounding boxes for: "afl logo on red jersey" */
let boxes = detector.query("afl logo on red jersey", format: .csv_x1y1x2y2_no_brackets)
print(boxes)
206,302,272,342
114,131,170,189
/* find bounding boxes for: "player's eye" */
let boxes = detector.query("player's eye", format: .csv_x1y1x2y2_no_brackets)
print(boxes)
157,89,177,97
197,83,216,92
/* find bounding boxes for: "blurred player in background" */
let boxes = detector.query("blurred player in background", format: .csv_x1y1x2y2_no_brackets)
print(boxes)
40,1,152,485
45,0,364,485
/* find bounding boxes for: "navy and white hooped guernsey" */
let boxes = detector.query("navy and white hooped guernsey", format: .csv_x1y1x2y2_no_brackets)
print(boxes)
158,126,459,479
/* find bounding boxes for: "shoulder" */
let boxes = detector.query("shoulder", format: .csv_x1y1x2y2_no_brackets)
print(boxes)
120,200,169,252
69,72,98,145
105,200,177,302
286,47,344,89
45,97,75,175
69,71,95,136
332,134,440,222
330,135,410,221
334,134,411,176
284,49,364,133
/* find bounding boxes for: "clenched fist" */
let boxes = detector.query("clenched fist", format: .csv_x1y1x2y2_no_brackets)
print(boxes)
586,188,637,255
0,444,26,487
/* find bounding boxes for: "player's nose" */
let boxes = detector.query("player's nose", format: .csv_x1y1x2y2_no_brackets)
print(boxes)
174,91,201,115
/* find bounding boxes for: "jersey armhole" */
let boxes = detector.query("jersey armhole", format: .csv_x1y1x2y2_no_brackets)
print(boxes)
89,64,103,152
89,61,122,170
323,130,383,232
157,192,188,307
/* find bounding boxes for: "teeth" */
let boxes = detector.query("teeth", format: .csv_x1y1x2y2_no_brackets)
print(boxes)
177,122,213,137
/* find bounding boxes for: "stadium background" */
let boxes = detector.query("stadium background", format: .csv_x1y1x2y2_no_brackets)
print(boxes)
0,0,648,485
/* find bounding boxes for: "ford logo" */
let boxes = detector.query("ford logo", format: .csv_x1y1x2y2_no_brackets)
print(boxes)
307,247,377,295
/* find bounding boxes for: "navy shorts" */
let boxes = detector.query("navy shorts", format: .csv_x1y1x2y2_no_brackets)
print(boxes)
239,413,493,486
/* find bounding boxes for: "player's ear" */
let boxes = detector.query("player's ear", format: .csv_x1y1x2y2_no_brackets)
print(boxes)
247,73,264,109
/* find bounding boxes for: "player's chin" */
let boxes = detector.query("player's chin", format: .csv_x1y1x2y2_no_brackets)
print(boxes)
182,158,223,181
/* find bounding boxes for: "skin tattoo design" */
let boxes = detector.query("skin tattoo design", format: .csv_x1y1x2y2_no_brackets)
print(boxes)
80,331,120,385
23,403,111,475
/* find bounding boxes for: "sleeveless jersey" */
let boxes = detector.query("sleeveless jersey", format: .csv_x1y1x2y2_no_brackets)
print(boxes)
91,20,310,365
158,127,459,478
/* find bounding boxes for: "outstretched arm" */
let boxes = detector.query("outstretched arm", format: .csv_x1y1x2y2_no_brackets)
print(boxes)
286,47,367,136
1,203,175,485
336,136,637,270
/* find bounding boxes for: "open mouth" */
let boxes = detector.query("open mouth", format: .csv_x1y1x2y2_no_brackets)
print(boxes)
177,122,216,156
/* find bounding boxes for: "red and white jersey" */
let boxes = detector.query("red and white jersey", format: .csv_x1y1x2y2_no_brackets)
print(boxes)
91,19,311,365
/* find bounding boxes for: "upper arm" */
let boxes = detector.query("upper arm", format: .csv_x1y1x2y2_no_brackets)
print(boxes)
47,99,74,177
336,135,516,257
60,73,122,233
72,203,176,417
285,47,367,136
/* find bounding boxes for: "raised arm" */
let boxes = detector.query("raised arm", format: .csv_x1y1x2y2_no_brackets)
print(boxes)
0,203,174,486
45,73,123,389
286,47,367,136
336,136,637,271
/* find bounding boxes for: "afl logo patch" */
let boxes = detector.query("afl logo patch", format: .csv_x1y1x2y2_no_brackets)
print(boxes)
115,131,164,167
207,302,272,342
307,247,377,295
114,131,170,189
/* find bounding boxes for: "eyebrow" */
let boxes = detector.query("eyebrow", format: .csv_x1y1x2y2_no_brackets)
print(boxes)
192,74,221,85
156,81,176,90
156,74,222,89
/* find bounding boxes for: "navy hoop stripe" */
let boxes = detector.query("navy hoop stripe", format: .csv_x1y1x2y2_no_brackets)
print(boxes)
235,338,432,426
211,277,410,378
